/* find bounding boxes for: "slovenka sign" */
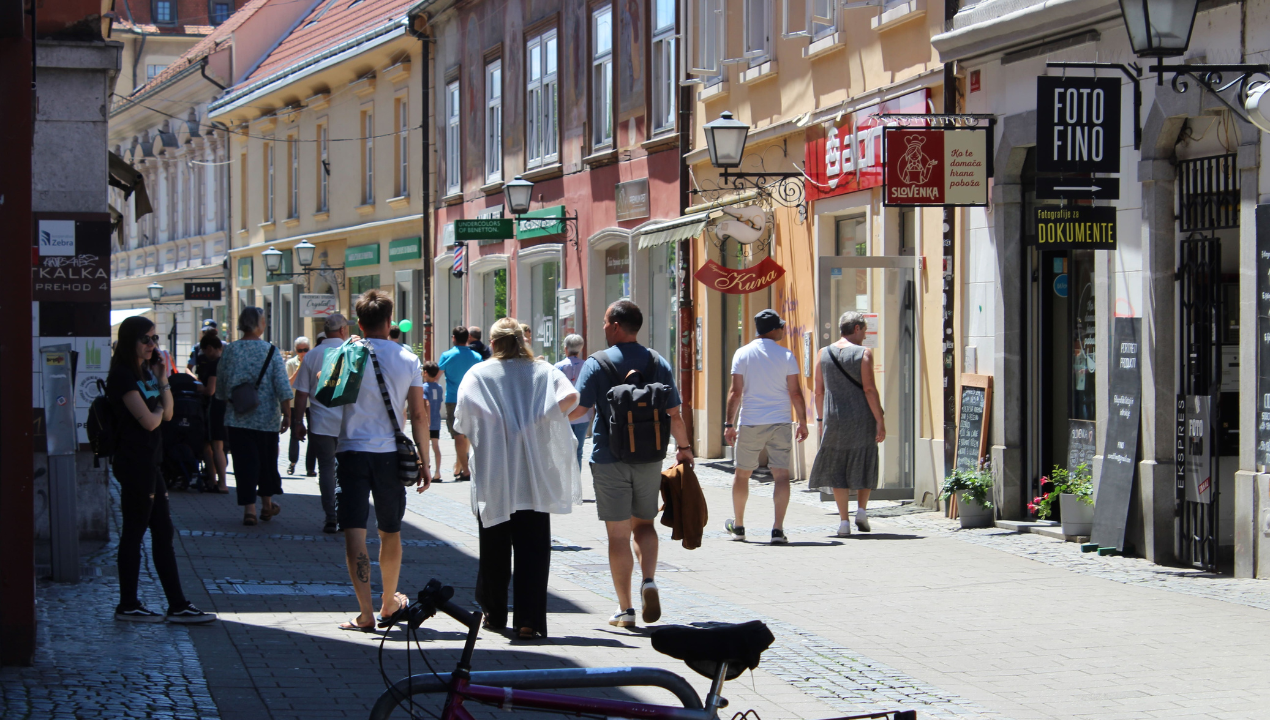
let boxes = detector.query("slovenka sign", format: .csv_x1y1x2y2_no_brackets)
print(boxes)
694,256,786,294
803,89,929,202
883,128,989,206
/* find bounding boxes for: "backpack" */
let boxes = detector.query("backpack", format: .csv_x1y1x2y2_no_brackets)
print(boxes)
316,339,369,408
85,378,117,467
594,349,673,464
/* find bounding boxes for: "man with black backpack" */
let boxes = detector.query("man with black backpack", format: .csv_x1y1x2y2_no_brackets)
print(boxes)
570,300,693,629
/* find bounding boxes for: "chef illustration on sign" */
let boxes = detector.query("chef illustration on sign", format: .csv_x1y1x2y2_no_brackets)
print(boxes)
897,134,938,186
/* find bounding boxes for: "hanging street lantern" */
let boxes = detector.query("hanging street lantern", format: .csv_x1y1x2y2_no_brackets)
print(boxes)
703,111,750,170
505,175,534,216
1118,0,1200,58
294,240,316,268
262,246,283,274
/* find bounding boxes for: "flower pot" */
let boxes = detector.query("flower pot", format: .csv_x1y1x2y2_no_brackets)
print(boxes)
958,496,994,529
1059,493,1094,536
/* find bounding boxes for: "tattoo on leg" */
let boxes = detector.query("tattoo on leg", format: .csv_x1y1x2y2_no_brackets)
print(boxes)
356,552,370,584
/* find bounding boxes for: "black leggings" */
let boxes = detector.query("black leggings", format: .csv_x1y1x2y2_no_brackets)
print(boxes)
114,457,188,611
475,511,552,636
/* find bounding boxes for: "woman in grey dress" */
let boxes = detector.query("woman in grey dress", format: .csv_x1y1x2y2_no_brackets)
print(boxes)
810,311,886,536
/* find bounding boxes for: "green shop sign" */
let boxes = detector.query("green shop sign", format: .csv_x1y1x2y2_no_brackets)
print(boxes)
455,218,514,242
388,237,421,262
517,206,566,240
345,243,381,267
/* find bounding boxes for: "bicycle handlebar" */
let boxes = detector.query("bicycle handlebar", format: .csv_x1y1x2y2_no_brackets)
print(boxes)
379,578,480,632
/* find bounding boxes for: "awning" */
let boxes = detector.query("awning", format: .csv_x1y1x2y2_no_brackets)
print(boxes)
108,151,153,219
636,212,709,249
110,307,152,326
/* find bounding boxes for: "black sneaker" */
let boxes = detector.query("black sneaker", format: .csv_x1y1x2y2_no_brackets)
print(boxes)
725,519,745,541
166,603,218,624
115,604,164,623
771,528,789,545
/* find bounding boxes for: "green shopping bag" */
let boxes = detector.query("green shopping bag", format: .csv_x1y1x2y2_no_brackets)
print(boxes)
315,339,369,408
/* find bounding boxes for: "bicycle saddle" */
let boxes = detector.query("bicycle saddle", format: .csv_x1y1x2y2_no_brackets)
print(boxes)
650,621,774,680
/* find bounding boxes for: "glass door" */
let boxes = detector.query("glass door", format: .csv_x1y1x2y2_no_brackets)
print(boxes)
817,255,918,494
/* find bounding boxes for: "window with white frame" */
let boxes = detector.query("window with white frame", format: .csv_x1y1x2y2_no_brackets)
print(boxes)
397,96,409,197
445,81,461,195
526,29,559,168
288,137,298,218
317,124,328,212
692,0,723,86
744,0,771,63
651,0,676,136
811,0,836,38
591,8,613,150
485,60,502,183
362,111,374,204
264,143,274,223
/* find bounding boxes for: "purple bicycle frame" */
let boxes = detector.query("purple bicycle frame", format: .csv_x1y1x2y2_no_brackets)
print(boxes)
443,678,715,720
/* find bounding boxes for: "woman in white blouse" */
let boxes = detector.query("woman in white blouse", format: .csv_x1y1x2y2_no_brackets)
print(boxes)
448,317,581,639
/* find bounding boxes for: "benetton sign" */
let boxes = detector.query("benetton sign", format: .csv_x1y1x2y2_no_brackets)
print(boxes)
1031,206,1117,249
455,218,514,241
694,256,786,294
883,128,988,206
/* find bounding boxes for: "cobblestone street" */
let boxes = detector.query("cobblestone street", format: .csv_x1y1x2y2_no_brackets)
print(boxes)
6,433,1270,719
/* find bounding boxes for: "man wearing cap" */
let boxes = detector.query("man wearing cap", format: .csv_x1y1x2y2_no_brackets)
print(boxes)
723,309,809,545
292,315,351,533
187,319,219,373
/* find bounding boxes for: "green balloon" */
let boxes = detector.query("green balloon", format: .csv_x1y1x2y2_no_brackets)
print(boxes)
398,319,413,333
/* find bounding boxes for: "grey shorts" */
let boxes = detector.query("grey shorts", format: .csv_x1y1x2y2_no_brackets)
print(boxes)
734,423,793,472
591,461,663,522
445,402,459,437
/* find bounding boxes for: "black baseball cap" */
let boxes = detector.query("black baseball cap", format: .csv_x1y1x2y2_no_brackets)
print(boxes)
754,309,785,335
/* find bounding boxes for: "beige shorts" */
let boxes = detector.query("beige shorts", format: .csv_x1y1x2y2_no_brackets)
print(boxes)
734,423,793,472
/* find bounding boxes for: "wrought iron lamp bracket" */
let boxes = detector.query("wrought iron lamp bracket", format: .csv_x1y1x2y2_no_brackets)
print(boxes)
1161,61,1270,126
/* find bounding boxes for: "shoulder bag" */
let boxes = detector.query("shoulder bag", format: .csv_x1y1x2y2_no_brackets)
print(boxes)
230,344,275,414
826,345,883,415
366,342,422,485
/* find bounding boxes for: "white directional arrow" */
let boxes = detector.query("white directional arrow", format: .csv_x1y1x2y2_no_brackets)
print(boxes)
1053,185,1103,192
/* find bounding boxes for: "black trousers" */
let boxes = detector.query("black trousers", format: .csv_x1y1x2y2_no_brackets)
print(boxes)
114,457,188,611
475,510,552,636
287,408,316,473
228,426,283,506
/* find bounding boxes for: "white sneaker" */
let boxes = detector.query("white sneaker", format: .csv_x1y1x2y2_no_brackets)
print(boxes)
837,520,852,537
855,509,871,533
640,579,661,623
609,608,637,628
725,519,746,541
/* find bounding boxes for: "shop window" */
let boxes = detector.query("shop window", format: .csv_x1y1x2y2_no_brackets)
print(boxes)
835,215,868,256
526,29,559,167
479,268,508,326
530,261,560,362
485,61,502,183
604,243,631,306
445,81,461,194
650,0,676,136
348,275,379,322
592,7,614,150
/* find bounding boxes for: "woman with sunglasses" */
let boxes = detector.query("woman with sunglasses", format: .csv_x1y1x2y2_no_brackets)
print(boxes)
107,316,217,623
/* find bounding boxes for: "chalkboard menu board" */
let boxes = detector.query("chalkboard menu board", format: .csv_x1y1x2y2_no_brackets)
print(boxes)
954,374,993,472
1068,419,1096,473
1090,318,1141,551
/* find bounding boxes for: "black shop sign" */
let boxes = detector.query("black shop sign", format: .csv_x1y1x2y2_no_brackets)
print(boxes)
1037,76,1121,174
184,282,223,301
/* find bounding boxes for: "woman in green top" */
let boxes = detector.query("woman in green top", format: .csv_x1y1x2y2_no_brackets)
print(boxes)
216,306,294,525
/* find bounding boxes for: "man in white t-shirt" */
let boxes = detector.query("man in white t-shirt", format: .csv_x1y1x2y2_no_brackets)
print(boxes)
292,314,351,534
723,309,809,545
334,289,432,632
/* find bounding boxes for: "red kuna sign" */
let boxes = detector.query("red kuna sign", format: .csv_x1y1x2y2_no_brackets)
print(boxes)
694,256,786,294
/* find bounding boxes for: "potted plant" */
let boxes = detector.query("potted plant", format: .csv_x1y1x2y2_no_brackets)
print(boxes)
941,461,995,529
1030,463,1094,537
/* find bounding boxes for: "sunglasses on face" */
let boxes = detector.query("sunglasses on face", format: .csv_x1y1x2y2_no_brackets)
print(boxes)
297,348,309,353
139,335,160,345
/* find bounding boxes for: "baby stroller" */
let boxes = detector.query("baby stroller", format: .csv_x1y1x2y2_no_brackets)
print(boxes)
162,373,207,490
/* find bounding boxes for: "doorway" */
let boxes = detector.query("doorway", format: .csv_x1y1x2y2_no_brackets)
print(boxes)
816,255,918,496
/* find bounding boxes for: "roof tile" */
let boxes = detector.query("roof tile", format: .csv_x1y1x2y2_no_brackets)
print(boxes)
244,0,417,85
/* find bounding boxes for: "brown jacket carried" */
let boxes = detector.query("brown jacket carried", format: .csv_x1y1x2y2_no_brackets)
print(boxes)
660,463,708,550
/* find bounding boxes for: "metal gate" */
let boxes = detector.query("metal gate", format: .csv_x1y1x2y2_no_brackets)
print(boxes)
1176,236,1221,571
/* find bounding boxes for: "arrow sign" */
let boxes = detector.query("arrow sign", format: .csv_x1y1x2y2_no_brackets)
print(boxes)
1035,176,1120,200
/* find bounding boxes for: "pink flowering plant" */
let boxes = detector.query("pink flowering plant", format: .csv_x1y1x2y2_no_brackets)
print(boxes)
1030,463,1093,519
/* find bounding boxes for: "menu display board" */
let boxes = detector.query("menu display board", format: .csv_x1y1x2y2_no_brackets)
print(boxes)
1090,318,1142,551
954,374,993,472
1067,419,1096,473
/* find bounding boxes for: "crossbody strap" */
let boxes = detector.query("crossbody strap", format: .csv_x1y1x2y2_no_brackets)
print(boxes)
365,341,404,434
826,345,864,391
254,345,276,388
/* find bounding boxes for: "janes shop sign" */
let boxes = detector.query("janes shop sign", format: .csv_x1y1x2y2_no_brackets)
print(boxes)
803,89,930,203
694,256,786,295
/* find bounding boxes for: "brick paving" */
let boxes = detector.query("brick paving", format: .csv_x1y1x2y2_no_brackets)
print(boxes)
9,428,1270,719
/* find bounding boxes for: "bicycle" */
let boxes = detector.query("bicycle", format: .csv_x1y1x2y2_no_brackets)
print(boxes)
370,578,917,720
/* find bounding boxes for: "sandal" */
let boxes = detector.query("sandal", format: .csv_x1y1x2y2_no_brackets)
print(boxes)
517,627,543,640
260,502,281,521
242,513,257,526
378,592,410,626
338,617,375,632
482,619,506,632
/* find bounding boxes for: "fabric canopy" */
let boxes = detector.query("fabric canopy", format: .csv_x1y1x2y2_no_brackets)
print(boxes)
108,151,153,219
110,307,152,326
636,213,709,249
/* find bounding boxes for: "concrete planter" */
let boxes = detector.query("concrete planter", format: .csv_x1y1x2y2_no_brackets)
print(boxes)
958,497,994,528
1060,493,1094,536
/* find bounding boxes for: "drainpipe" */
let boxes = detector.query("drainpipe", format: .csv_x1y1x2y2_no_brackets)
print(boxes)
941,1,959,480
407,12,434,359
677,80,695,445
120,0,145,91
200,56,226,91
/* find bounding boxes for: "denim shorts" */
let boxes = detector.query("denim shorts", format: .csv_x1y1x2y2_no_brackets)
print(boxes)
335,451,406,533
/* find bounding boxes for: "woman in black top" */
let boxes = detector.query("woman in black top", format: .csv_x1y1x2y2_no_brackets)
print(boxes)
197,333,229,493
108,316,217,624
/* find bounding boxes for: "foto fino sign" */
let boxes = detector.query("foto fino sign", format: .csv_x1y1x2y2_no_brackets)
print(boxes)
1036,76,1122,174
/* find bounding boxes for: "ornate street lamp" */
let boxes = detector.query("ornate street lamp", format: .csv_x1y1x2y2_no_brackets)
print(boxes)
147,281,163,304
703,111,750,170
262,245,284,274
1119,0,1199,58
294,239,316,268
505,175,534,216
259,242,345,289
